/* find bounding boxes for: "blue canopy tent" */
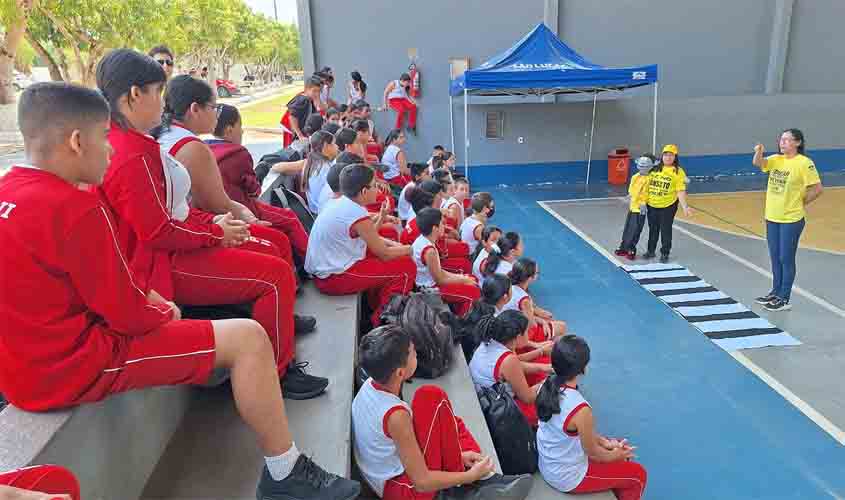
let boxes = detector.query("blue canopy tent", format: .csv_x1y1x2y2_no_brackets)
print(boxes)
448,23,659,184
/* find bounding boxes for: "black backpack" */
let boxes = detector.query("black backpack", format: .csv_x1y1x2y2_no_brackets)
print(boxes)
380,291,456,379
258,175,316,234
254,147,303,186
477,384,539,475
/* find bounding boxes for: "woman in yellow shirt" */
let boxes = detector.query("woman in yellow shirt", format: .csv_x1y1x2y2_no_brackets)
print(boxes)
645,145,693,263
752,128,823,311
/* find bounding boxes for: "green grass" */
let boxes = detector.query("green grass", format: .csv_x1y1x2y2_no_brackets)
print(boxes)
238,88,301,129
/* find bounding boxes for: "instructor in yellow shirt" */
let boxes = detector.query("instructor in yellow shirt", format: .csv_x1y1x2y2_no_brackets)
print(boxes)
645,144,692,263
752,128,823,312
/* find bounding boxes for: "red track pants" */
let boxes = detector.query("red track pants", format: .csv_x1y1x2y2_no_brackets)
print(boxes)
569,459,648,500
170,246,296,375
254,201,309,260
389,98,418,130
248,223,294,270
0,465,80,500
436,280,480,318
382,385,481,500
313,255,416,326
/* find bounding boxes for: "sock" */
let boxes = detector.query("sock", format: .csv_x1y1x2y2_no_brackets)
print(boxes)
265,442,301,480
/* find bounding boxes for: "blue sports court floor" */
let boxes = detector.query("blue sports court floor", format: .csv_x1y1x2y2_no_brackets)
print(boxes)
485,172,845,499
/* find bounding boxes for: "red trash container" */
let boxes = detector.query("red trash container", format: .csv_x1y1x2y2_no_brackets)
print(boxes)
608,148,631,185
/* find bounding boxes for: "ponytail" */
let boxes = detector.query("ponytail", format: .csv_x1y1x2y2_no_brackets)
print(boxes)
483,236,516,277
509,257,537,285
300,131,334,192
536,374,564,422
476,315,497,344
470,225,502,263
481,273,511,305
536,335,591,422
151,75,213,139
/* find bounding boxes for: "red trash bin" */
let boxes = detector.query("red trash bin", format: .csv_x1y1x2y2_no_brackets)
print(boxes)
608,148,630,185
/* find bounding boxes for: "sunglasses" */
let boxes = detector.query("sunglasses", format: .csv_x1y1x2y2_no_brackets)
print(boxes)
156,59,174,67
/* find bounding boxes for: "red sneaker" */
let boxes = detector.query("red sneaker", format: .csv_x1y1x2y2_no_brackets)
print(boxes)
626,251,637,261
614,249,627,256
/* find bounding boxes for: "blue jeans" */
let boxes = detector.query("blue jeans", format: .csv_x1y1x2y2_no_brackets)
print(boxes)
766,219,805,302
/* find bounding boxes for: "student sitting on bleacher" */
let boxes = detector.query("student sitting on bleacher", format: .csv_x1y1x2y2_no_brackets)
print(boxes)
401,181,471,275
481,232,522,280
426,145,445,173
461,192,495,254
323,121,341,136
506,258,567,341
154,75,297,271
352,326,533,500
381,129,412,187
435,170,464,229
299,131,338,214
96,49,324,399
536,336,647,500
397,162,431,223
0,82,359,500
412,208,480,317
469,310,547,427
258,114,324,196
454,176,471,214
471,225,502,283
207,104,309,262
305,164,415,326
0,465,79,500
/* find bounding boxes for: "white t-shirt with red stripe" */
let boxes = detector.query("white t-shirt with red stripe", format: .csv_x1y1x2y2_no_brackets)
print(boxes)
304,196,368,278
460,216,483,254
468,339,513,395
156,124,200,221
503,285,531,314
352,378,411,497
412,235,438,288
537,386,590,492
472,248,490,283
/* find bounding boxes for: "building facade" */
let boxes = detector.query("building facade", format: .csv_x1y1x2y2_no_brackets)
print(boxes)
297,0,845,186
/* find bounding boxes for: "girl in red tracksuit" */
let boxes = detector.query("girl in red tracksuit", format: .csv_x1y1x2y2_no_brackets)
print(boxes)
207,104,309,263
153,76,296,271
95,51,325,399
401,181,471,275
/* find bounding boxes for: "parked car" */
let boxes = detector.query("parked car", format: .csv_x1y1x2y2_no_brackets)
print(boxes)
215,79,240,98
12,70,33,92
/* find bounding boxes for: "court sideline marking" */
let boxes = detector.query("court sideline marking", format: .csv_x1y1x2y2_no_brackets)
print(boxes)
537,199,845,446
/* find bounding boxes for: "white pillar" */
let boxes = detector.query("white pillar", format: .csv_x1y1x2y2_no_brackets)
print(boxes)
464,89,470,182
449,94,455,154
652,82,659,155
586,92,597,185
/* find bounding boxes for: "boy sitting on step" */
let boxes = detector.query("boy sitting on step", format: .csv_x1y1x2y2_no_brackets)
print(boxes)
352,325,533,500
0,82,359,500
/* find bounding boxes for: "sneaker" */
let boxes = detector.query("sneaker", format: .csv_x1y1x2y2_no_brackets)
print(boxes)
295,314,317,335
443,474,532,500
659,254,670,263
764,298,792,312
643,252,656,259
614,248,627,256
408,126,417,136
282,362,329,400
755,293,777,305
256,456,360,500
626,251,637,261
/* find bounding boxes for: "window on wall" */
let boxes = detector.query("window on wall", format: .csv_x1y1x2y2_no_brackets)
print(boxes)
484,111,504,140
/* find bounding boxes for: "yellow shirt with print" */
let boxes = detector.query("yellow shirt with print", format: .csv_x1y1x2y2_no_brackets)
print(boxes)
648,166,687,209
628,173,650,213
763,154,821,223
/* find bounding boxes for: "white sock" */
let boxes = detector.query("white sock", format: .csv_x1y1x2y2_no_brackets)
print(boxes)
265,442,301,480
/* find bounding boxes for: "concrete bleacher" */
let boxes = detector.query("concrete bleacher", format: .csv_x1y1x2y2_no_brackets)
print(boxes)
1,283,613,500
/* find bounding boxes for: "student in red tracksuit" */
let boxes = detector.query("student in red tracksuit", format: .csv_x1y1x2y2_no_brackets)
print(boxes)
505,258,567,341
207,104,309,262
352,326,533,500
153,76,296,272
401,182,471,275
0,465,79,500
94,49,325,399
0,81,359,500
305,164,416,327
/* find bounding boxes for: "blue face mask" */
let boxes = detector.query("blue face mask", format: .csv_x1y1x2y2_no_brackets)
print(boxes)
486,206,495,218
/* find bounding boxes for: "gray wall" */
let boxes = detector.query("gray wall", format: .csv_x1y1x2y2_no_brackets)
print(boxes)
300,0,845,169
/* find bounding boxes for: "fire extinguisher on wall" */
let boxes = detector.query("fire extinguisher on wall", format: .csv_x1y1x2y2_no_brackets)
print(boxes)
408,63,421,98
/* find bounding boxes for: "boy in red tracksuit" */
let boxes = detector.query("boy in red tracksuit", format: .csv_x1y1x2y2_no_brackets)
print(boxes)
0,80,360,500
304,164,416,326
207,104,309,262
95,50,325,399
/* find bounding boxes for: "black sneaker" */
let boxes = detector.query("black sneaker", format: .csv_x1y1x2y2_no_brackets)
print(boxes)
764,298,792,312
282,362,329,400
440,474,533,500
659,254,670,263
755,293,777,305
643,252,656,259
295,314,317,335
256,456,360,500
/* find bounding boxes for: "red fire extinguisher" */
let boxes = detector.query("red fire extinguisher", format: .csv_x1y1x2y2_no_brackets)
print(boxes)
408,63,421,98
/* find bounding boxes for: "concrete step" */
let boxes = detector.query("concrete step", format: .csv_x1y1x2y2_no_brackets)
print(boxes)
141,284,360,499
403,344,613,500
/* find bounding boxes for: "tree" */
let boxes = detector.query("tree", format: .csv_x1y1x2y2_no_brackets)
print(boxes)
0,0,37,104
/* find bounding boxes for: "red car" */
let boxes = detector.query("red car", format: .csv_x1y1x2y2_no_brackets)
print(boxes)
215,79,240,98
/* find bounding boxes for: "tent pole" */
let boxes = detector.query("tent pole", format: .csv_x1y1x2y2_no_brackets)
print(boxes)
652,82,659,154
586,92,597,186
464,89,470,182
449,94,455,154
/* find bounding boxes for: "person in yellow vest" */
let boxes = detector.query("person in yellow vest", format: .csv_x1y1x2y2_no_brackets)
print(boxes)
615,154,656,260
752,128,823,311
644,145,692,263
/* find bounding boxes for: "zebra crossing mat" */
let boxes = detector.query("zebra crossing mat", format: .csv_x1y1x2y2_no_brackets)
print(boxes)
622,262,802,351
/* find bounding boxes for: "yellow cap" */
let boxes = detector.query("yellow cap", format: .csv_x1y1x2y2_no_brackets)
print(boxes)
662,144,679,155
